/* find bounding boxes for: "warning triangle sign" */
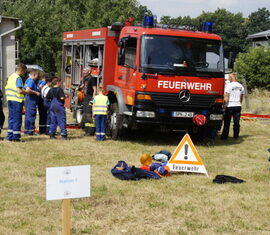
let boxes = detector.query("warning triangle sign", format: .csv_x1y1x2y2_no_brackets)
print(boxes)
167,134,208,176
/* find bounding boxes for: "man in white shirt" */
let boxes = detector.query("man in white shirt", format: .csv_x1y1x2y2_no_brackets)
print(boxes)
221,73,245,140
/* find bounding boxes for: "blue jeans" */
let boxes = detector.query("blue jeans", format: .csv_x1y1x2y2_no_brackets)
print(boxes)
95,115,107,141
6,101,23,140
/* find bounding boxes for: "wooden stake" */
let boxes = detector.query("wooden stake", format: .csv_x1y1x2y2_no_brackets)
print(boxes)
62,199,71,235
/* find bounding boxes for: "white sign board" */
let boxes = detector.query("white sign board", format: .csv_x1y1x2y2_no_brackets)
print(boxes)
46,165,90,201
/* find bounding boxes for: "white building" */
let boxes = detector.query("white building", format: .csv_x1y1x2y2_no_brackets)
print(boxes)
247,29,270,48
0,15,22,100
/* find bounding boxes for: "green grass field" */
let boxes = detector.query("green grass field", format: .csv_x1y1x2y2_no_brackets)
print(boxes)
0,96,270,234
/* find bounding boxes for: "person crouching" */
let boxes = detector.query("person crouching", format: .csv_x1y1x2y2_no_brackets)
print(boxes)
92,85,109,141
46,77,67,140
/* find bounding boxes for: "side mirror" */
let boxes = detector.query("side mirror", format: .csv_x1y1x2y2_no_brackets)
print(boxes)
118,47,125,65
118,36,129,48
228,52,235,69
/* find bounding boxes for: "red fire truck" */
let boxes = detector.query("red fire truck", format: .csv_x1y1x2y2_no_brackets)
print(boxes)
62,17,225,139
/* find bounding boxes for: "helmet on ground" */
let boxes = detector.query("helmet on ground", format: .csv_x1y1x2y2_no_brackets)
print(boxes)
140,153,152,166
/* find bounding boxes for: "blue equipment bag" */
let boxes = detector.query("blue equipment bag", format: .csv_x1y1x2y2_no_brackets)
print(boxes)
111,161,161,180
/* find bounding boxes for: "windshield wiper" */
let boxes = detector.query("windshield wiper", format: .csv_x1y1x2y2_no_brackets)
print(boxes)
141,65,177,75
156,65,177,75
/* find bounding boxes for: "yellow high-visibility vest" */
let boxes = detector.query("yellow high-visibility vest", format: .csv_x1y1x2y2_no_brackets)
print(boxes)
93,95,108,115
5,73,24,103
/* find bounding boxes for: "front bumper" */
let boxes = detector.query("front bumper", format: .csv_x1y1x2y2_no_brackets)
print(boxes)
130,92,224,130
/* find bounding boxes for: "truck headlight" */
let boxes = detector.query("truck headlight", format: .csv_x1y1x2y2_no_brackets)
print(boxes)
136,94,152,100
209,114,223,120
136,111,155,118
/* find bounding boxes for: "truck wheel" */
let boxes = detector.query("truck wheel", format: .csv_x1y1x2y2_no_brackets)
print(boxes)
75,108,84,127
107,103,125,140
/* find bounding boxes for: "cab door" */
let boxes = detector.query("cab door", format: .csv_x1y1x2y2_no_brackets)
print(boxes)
116,36,138,105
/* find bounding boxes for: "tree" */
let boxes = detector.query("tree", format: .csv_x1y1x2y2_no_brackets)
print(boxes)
161,9,248,58
160,15,199,29
246,8,270,35
197,9,248,58
235,47,270,90
82,0,150,28
3,0,150,74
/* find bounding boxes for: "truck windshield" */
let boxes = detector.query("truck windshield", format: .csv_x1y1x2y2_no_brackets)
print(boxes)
140,35,224,75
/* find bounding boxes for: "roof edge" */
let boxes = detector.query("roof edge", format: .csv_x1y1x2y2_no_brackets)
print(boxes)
0,15,20,21
247,29,270,39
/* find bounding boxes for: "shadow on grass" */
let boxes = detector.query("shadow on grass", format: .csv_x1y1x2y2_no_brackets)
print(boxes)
117,130,251,147
209,134,250,147
22,134,85,142
113,130,185,146
20,129,250,147
119,130,187,146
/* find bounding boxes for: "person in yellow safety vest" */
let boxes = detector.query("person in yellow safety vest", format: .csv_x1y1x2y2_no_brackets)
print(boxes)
5,63,27,142
92,85,109,141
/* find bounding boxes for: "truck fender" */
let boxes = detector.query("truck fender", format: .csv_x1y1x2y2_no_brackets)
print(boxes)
107,85,129,114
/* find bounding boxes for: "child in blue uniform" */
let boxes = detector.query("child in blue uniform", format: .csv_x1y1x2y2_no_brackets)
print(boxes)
46,77,67,139
24,69,40,135
0,89,5,140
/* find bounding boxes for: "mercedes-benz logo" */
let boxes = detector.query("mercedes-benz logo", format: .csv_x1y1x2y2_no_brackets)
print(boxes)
179,90,191,103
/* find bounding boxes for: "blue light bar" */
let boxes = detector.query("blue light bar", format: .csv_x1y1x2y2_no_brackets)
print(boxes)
202,110,208,115
202,21,213,32
143,16,154,28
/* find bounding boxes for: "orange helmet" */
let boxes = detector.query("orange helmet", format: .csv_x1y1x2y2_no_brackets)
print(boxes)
140,153,152,166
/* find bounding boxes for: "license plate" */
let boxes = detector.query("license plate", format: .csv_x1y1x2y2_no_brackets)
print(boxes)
172,111,194,118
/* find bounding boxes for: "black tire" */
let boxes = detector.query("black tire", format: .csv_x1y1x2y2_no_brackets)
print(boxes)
107,103,125,140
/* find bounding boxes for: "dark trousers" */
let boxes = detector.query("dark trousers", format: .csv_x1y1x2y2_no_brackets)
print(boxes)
49,98,67,137
221,106,241,139
6,101,23,140
95,115,107,141
83,94,95,135
0,103,5,134
24,96,38,134
38,97,47,134
43,99,51,134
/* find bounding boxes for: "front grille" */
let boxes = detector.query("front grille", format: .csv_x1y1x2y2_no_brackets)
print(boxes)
151,93,216,108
